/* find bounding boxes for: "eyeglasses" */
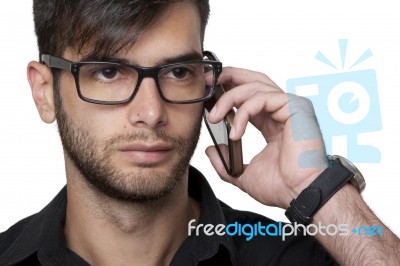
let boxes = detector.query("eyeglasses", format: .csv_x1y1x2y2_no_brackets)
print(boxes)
41,51,222,105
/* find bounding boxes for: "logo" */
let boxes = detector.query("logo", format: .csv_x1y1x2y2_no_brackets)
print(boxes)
188,220,384,241
286,39,382,163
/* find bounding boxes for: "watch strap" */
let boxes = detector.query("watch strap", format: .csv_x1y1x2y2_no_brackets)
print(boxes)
285,157,354,225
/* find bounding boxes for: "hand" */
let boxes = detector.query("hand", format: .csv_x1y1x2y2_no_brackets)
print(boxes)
206,69,400,266
206,67,329,209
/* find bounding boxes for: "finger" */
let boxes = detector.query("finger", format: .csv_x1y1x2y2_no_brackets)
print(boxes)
208,81,282,124
229,91,290,140
231,93,323,146
218,67,282,91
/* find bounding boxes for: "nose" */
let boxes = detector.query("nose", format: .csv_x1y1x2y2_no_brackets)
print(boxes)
126,77,167,129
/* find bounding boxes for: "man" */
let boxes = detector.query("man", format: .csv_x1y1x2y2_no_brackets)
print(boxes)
0,0,399,265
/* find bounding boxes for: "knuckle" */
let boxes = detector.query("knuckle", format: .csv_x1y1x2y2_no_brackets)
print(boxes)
253,71,270,82
288,94,315,113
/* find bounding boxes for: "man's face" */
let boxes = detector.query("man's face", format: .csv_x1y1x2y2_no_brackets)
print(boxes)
56,3,204,202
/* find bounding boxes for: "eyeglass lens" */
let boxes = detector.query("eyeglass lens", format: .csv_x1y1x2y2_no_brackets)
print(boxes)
78,62,215,102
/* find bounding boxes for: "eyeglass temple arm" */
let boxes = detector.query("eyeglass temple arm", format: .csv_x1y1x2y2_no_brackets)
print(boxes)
41,54,72,71
203,51,221,62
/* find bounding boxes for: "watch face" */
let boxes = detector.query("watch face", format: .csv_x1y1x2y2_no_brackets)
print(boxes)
331,155,366,192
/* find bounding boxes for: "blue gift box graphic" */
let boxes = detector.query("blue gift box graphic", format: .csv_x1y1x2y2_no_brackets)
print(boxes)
286,40,382,163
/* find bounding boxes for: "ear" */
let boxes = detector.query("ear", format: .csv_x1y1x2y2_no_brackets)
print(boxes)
27,61,56,123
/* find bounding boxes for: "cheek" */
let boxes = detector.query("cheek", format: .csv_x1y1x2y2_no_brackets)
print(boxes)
171,104,203,136
58,76,119,141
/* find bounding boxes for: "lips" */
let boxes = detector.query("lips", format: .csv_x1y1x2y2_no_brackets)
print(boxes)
118,143,174,165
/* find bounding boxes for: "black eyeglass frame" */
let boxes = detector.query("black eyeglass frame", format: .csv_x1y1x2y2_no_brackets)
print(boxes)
40,51,222,105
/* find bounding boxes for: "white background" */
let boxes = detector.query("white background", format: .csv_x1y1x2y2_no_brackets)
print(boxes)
1,1,399,236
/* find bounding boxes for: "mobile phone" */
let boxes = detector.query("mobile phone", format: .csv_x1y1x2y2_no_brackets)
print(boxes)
203,85,243,177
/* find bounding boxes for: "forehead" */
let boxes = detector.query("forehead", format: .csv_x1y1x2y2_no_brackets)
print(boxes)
67,2,202,65
125,2,202,66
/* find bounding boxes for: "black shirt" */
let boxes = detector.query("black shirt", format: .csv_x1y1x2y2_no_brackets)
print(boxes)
0,166,337,265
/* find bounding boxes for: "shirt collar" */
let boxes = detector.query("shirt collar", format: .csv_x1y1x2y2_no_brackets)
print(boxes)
0,188,69,265
0,166,238,265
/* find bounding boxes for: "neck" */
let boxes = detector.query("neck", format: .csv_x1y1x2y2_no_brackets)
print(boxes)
64,165,200,266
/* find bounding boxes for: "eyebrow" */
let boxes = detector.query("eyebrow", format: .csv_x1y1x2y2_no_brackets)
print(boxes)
78,51,204,66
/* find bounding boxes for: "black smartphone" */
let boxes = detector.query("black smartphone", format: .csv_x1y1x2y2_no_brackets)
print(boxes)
203,85,243,177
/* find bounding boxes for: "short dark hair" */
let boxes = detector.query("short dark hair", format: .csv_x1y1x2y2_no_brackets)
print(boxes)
33,0,210,59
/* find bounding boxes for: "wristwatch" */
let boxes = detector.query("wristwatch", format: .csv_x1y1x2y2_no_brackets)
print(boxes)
285,155,366,225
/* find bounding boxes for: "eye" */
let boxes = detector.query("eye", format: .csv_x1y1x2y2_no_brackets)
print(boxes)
166,67,192,80
95,67,121,81
100,68,119,79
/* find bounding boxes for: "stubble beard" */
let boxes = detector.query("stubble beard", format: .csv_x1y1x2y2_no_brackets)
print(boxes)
56,103,202,203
